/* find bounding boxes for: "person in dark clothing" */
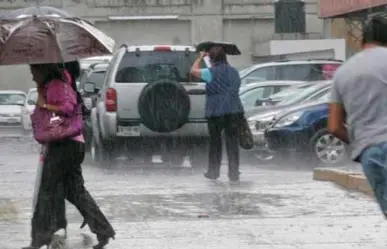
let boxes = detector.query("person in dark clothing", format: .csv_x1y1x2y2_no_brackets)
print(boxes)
24,62,115,249
190,46,244,181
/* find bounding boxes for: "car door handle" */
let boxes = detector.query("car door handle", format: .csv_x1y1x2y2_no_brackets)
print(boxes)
187,89,206,95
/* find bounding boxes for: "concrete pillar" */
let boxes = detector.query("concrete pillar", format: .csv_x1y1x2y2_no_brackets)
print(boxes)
322,18,332,38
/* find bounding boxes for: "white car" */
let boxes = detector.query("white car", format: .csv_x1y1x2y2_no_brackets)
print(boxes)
20,88,37,132
239,59,342,86
0,90,26,127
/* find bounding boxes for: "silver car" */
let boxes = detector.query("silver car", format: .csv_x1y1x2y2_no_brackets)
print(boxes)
0,90,26,127
88,45,208,166
239,80,306,111
20,88,37,132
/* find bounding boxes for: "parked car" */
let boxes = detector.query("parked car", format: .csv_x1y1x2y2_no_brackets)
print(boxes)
239,59,342,86
79,63,109,150
0,90,26,127
258,82,319,106
245,80,332,118
20,88,37,132
246,81,332,147
88,44,208,166
239,80,306,111
264,92,347,166
78,56,112,87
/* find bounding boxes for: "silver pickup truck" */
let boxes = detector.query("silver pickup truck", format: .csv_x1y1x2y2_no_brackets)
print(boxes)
88,44,208,166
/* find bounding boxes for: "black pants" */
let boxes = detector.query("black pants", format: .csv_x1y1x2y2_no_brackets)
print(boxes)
31,139,115,243
207,113,243,177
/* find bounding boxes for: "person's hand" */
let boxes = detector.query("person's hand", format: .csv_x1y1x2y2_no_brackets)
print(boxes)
199,51,207,59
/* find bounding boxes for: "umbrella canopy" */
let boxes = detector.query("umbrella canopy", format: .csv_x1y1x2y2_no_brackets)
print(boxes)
0,6,72,19
196,41,241,55
0,16,115,65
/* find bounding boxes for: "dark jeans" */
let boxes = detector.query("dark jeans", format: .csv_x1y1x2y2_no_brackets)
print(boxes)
206,113,243,178
31,139,115,243
360,142,387,218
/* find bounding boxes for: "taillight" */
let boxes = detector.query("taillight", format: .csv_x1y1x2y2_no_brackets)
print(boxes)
154,46,171,52
105,88,117,112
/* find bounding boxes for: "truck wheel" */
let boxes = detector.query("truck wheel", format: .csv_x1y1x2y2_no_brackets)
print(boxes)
161,153,185,166
138,78,190,133
188,145,208,168
91,137,115,167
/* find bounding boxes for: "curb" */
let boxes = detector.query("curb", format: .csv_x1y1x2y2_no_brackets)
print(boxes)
0,198,19,221
313,168,373,196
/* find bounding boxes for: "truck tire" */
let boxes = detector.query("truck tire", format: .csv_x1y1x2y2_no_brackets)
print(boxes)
90,136,116,167
138,78,190,133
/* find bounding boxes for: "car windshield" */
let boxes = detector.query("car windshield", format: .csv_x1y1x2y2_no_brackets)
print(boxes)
239,65,255,78
28,91,37,104
116,51,205,83
85,71,106,89
316,90,331,101
0,93,25,105
278,84,329,106
240,87,266,109
268,84,312,100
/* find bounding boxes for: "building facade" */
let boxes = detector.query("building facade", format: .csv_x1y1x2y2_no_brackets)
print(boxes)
320,0,387,55
0,0,323,91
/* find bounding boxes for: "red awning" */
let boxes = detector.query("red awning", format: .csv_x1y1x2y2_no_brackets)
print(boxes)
320,0,387,18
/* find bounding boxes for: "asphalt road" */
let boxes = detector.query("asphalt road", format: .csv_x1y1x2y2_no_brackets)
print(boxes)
0,130,383,249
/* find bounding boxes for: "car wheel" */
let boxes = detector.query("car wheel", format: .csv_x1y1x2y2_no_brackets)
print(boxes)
309,128,347,166
188,145,208,168
91,136,115,167
161,153,185,166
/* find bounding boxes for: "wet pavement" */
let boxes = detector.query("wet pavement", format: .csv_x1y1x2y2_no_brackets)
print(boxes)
0,134,386,248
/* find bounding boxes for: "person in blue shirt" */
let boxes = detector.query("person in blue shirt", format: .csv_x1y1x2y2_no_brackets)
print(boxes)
191,46,244,181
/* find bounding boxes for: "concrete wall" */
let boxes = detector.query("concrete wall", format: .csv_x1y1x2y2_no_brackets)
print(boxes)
0,0,323,91
270,39,346,61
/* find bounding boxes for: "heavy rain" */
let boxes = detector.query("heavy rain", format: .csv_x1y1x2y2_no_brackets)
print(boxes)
0,1,387,249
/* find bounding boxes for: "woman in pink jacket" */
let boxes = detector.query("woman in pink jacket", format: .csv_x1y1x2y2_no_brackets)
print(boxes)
23,62,115,249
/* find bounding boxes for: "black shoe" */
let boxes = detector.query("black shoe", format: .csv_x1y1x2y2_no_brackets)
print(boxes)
50,234,66,249
204,172,219,180
228,172,240,182
22,233,52,249
93,234,115,249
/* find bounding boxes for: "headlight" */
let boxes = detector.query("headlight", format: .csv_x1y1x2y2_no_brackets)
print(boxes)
273,111,303,128
247,120,256,131
247,116,274,131
83,98,92,110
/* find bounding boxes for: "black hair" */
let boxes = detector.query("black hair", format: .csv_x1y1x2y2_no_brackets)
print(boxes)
30,63,64,85
208,46,227,63
62,61,88,118
362,14,387,46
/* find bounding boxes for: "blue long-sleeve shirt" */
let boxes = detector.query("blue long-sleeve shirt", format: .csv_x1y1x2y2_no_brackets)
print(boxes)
199,62,244,117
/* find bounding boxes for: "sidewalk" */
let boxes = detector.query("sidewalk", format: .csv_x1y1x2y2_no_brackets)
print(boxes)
0,149,386,248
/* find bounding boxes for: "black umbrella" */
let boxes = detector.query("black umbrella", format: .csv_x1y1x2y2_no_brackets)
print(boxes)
0,6,72,19
196,41,241,55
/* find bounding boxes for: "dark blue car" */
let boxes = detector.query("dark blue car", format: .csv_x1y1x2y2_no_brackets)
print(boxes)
264,95,347,165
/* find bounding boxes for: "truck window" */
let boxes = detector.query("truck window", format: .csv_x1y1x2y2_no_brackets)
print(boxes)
115,51,205,83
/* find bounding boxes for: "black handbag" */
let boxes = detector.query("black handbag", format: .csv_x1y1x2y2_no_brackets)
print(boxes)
239,116,254,150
